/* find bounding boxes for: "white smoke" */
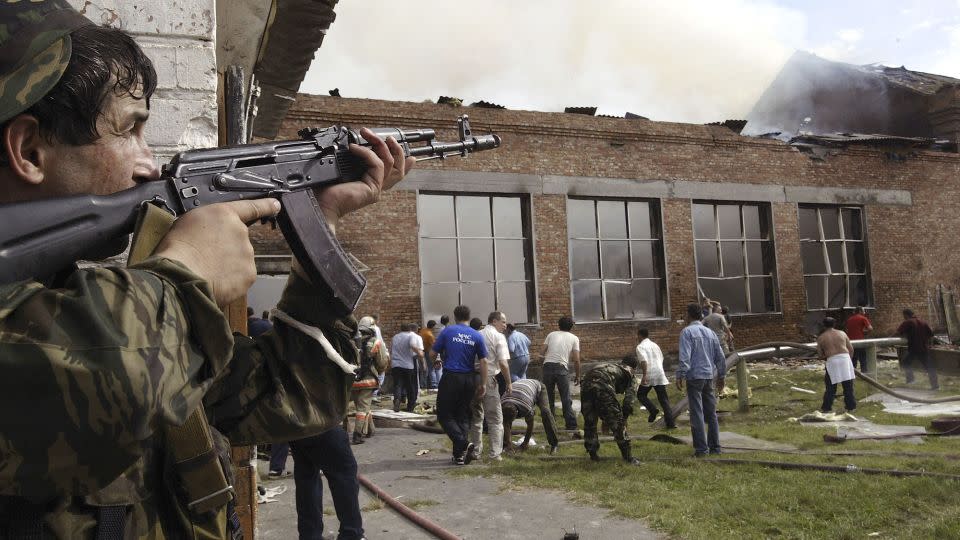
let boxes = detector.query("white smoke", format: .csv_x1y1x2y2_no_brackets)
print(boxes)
302,0,807,123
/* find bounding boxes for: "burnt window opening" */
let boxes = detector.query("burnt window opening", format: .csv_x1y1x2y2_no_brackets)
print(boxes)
418,193,536,323
798,205,871,310
567,198,667,321
693,202,779,314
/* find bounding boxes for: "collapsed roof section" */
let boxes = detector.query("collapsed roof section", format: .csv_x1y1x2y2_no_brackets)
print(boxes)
744,51,960,142
217,0,339,140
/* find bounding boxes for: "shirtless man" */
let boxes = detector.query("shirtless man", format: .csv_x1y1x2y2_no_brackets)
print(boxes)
817,317,857,413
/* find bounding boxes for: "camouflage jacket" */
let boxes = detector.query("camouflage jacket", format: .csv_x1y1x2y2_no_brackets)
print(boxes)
0,256,357,538
582,363,639,410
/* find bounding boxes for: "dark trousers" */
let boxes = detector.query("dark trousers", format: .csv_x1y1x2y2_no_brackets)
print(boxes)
851,348,868,372
436,371,476,457
392,367,418,412
269,442,289,474
289,427,364,540
542,363,578,430
686,379,720,455
417,359,429,389
821,373,857,412
637,385,675,427
902,350,939,389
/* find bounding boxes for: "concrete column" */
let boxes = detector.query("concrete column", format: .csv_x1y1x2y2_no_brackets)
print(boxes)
865,344,878,377
736,359,749,412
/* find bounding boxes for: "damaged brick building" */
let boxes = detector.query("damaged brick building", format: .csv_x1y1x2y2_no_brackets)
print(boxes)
249,55,960,362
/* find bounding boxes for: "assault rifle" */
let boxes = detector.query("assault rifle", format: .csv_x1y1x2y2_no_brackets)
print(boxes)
0,115,500,316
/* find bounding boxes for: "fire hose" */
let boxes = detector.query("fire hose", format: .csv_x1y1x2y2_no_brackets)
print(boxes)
656,340,960,429
357,473,462,540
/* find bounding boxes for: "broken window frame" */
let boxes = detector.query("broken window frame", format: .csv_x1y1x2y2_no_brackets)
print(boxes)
566,197,667,321
417,192,536,323
798,205,872,310
693,202,780,314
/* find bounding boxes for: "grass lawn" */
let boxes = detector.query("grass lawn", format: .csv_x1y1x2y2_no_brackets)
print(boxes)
452,362,960,539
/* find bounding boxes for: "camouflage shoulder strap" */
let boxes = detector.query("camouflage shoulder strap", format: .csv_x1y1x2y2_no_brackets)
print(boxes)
130,204,238,535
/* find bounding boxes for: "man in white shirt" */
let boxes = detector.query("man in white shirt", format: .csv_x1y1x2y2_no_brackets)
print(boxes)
541,316,581,431
390,323,424,413
635,328,676,428
471,312,512,461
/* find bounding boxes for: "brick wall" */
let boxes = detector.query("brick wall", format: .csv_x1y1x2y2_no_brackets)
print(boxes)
264,94,960,361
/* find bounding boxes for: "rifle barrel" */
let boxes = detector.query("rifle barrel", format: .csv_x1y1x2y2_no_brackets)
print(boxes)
408,134,501,158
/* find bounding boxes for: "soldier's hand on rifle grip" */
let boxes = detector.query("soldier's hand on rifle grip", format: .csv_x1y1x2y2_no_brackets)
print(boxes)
314,128,415,235
153,199,281,307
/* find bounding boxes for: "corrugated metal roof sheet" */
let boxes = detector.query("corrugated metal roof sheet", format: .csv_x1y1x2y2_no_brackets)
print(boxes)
705,119,747,134
564,106,597,116
469,100,506,109
858,64,960,96
790,132,957,151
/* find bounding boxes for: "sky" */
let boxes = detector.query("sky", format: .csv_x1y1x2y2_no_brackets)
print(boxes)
300,0,960,124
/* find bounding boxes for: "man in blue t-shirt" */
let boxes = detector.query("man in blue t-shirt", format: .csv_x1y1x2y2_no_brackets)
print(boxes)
429,304,489,465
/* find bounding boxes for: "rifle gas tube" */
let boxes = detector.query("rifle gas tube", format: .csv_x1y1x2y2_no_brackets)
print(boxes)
0,116,500,316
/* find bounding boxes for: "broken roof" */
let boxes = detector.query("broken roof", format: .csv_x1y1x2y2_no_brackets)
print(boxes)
744,51,960,142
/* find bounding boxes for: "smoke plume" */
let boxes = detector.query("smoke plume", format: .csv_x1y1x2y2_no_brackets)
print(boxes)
302,0,808,123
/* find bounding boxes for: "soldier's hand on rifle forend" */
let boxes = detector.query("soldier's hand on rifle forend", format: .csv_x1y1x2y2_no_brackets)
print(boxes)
154,199,282,307
314,127,416,235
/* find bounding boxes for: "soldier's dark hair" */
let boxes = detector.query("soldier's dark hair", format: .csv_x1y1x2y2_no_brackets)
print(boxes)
622,354,639,369
453,306,470,322
558,316,574,331
11,25,157,148
686,303,703,321
469,317,482,330
427,320,436,328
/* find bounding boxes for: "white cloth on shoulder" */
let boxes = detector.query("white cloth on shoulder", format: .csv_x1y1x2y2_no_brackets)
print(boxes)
826,353,855,384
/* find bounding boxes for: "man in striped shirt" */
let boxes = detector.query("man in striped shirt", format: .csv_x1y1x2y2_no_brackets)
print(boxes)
500,378,559,454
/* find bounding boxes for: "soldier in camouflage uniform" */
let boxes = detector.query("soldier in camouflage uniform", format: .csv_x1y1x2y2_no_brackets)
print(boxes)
580,355,641,465
0,2,413,538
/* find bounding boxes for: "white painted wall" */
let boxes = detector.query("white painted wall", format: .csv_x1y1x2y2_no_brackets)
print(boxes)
68,1,219,161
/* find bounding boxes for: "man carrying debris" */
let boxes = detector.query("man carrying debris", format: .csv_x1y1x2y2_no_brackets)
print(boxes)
580,355,641,464
703,303,734,354
501,378,560,454
896,308,939,390
817,317,858,413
